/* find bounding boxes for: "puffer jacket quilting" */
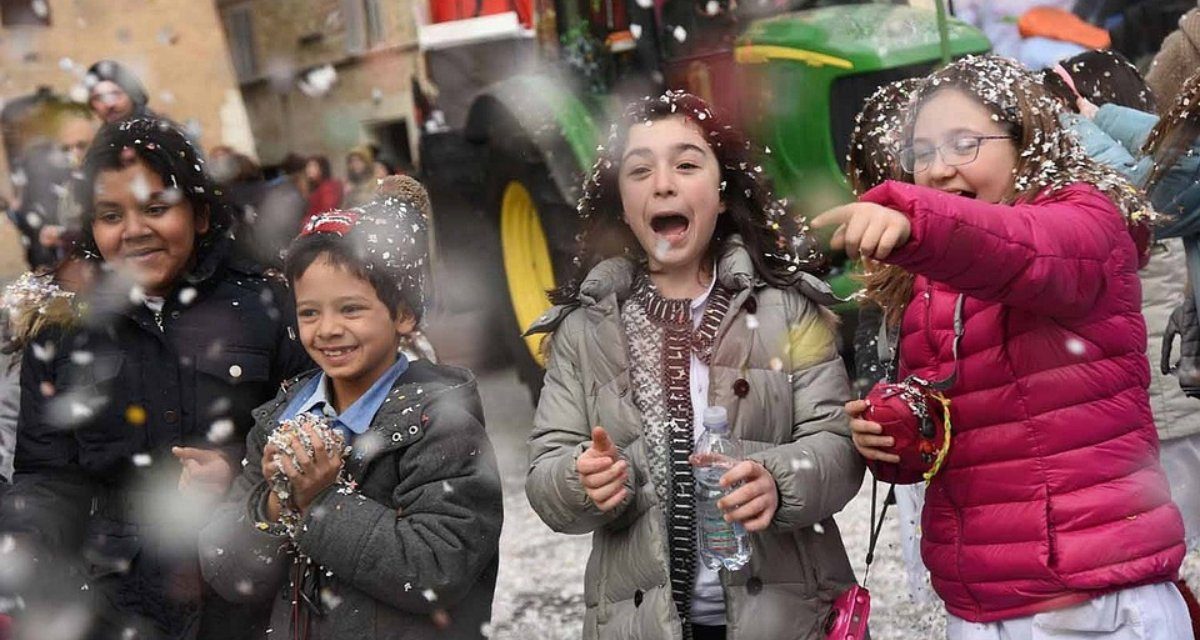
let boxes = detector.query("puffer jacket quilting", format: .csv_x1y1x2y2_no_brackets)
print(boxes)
863,180,1185,623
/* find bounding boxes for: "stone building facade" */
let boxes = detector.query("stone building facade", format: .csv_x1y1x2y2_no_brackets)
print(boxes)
0,0,255,198
219,0,420,174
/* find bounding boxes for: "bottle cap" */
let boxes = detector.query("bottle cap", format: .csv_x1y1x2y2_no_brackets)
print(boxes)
702,406,729,430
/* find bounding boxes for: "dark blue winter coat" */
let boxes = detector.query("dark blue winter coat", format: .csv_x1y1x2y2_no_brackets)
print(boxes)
0,234,311,640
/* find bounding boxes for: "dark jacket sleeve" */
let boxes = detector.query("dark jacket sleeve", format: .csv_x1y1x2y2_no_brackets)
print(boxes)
199,409,292,604
292,394,503,612
211,277,311,470
0,330,94,553
267,280,313,385
865,181,1135,318
852,302,889,392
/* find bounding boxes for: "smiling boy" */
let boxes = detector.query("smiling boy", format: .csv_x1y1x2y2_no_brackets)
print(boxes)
200,178,502,640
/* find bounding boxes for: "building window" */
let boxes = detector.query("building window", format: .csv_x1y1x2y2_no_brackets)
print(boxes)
343,0,383,53
224,5,258,80
364,0,383,47
1,0,51,27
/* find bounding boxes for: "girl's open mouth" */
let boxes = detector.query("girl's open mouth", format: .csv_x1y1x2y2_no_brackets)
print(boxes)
650,213,690,243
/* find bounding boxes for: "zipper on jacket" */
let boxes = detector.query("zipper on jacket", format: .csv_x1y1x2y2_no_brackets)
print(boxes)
152,309,164,332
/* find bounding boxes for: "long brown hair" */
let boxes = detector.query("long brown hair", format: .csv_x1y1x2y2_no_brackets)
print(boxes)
1141,69,1200,190
863,55,1150,323
552,91,827,304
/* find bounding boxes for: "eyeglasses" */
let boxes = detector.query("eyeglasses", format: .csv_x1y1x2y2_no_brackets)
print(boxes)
899,134,1014,173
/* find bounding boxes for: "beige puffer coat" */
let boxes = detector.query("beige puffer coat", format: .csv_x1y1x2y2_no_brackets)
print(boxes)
525,241,864,640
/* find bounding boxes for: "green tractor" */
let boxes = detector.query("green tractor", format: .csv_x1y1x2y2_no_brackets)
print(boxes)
416,0,989,397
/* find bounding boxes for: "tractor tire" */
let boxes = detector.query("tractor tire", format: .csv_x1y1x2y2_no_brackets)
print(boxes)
421,131,511,370
484,138,580,405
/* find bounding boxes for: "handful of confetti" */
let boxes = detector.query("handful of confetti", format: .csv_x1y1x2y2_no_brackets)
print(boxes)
2,272,77,354
266,412,351,537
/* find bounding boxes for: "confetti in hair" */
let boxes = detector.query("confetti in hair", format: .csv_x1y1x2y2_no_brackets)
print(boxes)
914,55,1151,224
863,55,1154,321
75,118,236,261
557,90,826,303
847,77,921,195
290,176,431,321
2,272,78,356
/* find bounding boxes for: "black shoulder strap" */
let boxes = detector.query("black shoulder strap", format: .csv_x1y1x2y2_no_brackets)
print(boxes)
864,479,896,586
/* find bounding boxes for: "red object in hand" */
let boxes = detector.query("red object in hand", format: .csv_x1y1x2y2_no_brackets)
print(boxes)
0,613,12,640
862,381,949,485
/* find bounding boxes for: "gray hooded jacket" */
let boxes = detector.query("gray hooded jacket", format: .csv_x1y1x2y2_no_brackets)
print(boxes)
200,360,502,639
525,240,864,640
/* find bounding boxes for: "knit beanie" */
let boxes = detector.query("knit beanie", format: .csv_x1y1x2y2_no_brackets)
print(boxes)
1147,6,1200,108
298,175,430,322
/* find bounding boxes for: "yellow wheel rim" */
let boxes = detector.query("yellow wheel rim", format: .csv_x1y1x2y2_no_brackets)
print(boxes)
500,180,554,366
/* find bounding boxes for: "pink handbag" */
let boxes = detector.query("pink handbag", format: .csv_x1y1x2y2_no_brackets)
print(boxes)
823,583,870,639
825,440,903,638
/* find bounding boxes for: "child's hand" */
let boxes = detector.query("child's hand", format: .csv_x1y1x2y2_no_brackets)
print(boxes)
715,461,778,532
812,202,911,261
173,446,235,495
261,443,285,521
273,423,346,512
576,426,629,512
845,400,900,464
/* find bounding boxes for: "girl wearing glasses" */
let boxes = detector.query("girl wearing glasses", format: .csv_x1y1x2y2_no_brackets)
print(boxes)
814,55,1190,639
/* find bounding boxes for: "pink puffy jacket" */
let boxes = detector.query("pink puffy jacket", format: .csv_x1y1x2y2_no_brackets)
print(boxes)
863,181,1185,623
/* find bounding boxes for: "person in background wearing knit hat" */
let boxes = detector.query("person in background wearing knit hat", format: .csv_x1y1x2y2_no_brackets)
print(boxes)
200,175,501,640
1147,5,1200,109
84,59,152,124
342,145,376,209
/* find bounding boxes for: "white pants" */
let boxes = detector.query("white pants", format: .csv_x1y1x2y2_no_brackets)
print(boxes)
895,482,936,604
946,582,1192,640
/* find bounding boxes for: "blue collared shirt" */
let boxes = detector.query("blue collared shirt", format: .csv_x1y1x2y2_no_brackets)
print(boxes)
279,354,410,439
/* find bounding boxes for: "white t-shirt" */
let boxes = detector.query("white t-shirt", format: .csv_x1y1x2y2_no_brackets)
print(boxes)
688,274,725,626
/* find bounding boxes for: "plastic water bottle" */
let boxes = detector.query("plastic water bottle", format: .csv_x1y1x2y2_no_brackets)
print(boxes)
693,406,751,571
